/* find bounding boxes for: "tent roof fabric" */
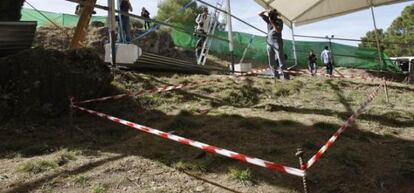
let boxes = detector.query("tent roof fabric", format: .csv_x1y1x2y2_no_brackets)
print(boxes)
254,0,411,26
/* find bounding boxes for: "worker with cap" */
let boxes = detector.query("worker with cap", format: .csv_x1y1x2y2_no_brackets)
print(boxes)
259,9,289,79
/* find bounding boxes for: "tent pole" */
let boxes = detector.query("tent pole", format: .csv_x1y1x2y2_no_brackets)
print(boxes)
290,21,298,67
369,2,384,70
108,0,117,66
226,0,235,73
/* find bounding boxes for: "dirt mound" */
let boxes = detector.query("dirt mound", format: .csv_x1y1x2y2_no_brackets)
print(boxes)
34,26,192,61
0,48,113,121
33,26,74,51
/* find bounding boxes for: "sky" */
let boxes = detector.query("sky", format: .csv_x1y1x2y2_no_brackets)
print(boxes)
23,0,413,46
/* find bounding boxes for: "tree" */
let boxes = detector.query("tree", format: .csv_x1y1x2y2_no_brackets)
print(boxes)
359,3,414,57
359,29,386,50
156,0,199,25
0,0,25,21
384,3,414,57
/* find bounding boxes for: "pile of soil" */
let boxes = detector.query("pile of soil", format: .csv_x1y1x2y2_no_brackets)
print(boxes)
34,26,193,61
0,48,113,121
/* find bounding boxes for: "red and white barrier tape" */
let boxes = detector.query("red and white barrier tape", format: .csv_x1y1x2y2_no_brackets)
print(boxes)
303,82,384,170
74,80,211,105
72,104,305,177
236,68,271,76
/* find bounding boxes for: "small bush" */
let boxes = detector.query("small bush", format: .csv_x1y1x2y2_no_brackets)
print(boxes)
91,183,108,193
273,79,304,97
221,84,260,107
173,160,207,172
17,159,58,174
54,149,81,166
73,175,90,187
228,167,252,182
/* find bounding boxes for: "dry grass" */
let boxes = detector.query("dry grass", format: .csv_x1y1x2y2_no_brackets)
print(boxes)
1,71,414,193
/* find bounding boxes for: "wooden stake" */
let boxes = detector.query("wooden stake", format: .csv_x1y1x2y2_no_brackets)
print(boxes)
383,78,389,103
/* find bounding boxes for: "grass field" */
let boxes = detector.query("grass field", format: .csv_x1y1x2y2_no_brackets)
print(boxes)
1,70,413,193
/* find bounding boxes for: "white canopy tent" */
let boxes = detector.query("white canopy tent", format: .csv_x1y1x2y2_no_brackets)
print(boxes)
254,0,412,67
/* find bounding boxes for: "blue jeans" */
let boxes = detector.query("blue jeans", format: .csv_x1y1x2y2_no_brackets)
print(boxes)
121,15,131,43
267,38,286,77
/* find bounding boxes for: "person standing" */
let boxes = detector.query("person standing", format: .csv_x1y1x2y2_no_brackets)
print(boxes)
195,7,210,63
259,9,288,79
120,0,133,43
141,7,151,30
308,50,317,76
321,46,333,76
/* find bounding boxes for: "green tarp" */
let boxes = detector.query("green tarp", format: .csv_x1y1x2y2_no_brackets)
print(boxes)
21,8,399,72
171,24,399,72
21,8,106,27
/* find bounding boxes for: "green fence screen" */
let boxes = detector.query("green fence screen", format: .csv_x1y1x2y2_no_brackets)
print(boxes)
21,8,106,27
21,8,399,72
171,24,399,72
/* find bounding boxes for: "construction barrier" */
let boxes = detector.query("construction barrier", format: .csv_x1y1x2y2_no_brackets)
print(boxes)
237,67,383,84
71,104,306,177
74,80,213,105
304,82,384,169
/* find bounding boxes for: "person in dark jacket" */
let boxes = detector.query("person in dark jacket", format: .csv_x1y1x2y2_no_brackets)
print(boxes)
308,50,317,76
141,7,151,30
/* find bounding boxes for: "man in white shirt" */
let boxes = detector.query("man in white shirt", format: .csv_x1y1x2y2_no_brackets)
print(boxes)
195,7,210,61
321,46,333,76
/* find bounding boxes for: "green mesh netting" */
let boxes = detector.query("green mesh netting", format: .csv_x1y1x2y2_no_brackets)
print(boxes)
21,8,106,27
171,24,399,73
21,8,399,72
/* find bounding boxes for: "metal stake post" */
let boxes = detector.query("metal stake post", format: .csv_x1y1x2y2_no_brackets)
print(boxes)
296,148,309,193
108,0,117,66
226,0,235,73
291,21,298,67
369,1,384,70
69,96,75,138
383,78,389,103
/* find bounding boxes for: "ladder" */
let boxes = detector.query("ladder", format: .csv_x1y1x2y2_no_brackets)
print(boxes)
197,0,224,65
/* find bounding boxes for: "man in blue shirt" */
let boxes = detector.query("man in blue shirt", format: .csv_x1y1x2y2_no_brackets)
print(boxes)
120,0,133,43
259,9,288,79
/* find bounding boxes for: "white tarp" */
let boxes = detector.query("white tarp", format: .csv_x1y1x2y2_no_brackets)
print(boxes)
254,0,412,26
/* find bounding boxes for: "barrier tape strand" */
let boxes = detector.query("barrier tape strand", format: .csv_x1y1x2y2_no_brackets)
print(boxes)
72,104,305,177
303,83,384,169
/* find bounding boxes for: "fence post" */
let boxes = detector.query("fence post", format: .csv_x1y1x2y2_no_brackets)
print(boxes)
296,148,309,193
383,78,389,103
68,96,75,138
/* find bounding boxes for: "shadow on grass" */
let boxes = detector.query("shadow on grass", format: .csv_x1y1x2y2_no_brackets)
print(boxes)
1,92,413,193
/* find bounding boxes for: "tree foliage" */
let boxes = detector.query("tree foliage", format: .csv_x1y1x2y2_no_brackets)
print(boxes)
156,0,200,25
359,3,414,57
384,3,414,56
359,29,386,50
0,0,25,21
